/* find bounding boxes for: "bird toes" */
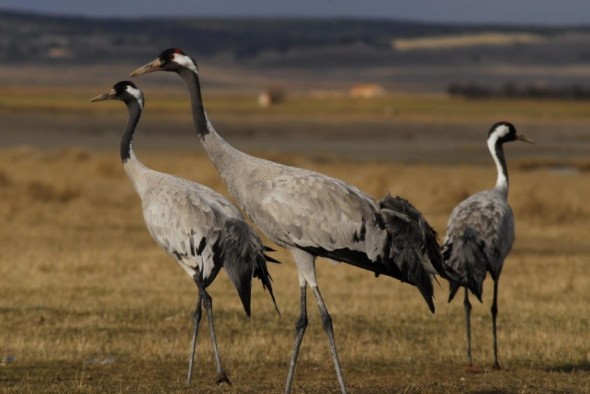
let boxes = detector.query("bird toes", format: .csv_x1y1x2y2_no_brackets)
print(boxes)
215,371,232,385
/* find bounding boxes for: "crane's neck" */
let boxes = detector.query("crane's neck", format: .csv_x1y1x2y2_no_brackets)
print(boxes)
177,67,253,182
121,99,141,163
121,99,149,196
179,68,211,139
487,135,509,196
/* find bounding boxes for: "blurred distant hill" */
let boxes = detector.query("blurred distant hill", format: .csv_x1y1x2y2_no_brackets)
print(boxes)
2,9,590,68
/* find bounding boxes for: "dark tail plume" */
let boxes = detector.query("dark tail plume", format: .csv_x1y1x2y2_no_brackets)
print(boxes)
215,219,280,317
442,227,487,303
378,194,444,313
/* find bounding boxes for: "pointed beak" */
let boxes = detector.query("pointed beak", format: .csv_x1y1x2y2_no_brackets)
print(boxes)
130,58,163,77
89,89,115,102
516,134,535,144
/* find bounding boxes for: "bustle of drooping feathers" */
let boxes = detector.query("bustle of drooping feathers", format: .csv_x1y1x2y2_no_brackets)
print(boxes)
301,194,444,313
378,194,445,313
213,218,279,316
443,227,490,303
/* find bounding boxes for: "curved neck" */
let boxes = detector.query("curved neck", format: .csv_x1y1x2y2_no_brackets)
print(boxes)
179,68,210,139
487,137,509,195
121,99,141,163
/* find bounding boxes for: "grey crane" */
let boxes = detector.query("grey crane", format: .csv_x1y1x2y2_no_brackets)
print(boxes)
442,121,533,370
90,81,279,386
130,49,446,394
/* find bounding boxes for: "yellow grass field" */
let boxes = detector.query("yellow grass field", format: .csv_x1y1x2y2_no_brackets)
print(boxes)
0,143,589,392
0,81,590,393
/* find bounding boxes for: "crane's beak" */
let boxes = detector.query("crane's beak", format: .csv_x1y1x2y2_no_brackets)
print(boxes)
516,134,535,144
129,58,163,77
89,89,116,102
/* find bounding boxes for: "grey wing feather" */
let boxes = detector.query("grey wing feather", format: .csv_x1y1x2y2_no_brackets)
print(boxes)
250,171,379,255
140,173,239,281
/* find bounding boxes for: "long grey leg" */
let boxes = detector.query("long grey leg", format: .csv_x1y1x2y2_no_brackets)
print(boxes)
491,279,501,370
284,286,308,394
186,291,203,386
464,287,473,367
312,286,347,394
194,275,231,385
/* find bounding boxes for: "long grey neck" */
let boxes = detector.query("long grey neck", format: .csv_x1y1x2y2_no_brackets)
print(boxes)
179,68,210,139
177,66,252,174
487,137,509,196
121,99,141,163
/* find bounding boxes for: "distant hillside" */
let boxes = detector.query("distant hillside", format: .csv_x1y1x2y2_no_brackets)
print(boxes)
2,9,590,68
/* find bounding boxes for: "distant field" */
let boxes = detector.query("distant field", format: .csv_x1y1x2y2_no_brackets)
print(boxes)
392,32,544,51
1,83,590,166
0,148,588,393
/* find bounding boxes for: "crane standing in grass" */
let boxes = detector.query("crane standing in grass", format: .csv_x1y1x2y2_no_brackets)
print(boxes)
130,49,446,394
90,81,279,386
442,121,533,370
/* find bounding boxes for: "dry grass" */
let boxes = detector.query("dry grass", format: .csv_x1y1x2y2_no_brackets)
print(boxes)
0,147,588,393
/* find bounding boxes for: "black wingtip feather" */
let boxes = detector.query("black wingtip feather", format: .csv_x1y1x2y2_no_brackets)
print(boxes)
263,253,281,264
378,194,444,311
253,254,281,316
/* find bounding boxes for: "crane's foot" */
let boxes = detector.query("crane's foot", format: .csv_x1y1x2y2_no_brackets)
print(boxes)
215,371,232,385
492,362,502,371
464,364,481,374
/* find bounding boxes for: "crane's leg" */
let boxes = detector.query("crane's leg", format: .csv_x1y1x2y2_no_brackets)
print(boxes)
186,291,203,386
284,285,307,394
464,287,473,367
312,285,347,394
491,279,501,370
194,275,232,385
284,248,347,394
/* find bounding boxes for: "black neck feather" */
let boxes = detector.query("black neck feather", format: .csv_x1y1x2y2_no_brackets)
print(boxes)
121,99,141,163
179,68,209,138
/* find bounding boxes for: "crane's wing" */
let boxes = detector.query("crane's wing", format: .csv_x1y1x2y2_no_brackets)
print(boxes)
248,171,379,254
141,180,229,283
141,173,278,316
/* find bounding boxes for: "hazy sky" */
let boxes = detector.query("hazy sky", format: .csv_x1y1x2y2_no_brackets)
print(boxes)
1,0,589,26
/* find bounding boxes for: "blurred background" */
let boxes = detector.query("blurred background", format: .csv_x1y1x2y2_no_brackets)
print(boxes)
1,0,590,162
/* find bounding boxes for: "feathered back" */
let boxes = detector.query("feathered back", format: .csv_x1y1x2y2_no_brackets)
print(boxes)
214,218,279,317
378,194,444,313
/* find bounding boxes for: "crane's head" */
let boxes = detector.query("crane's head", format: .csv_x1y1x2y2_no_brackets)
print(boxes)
487,121,534,145
90,81,144,108
130,48,198,77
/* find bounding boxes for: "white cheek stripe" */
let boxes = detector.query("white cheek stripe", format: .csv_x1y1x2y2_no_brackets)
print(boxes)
492,124,510,139
487,126,508,191
174,53,198,73
126,86,144,109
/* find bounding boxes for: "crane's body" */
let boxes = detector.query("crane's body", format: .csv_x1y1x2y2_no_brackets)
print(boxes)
442,121,533,369
443,188,514,301
90,81,278,386
131,50,445,393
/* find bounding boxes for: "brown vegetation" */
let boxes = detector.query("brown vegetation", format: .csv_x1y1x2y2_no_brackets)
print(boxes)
0,147,588,393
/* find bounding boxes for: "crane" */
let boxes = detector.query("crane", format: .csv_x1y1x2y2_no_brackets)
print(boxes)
441,121,533,370
130,49,445,393
90,80,279,386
